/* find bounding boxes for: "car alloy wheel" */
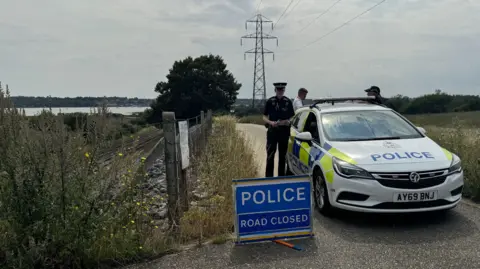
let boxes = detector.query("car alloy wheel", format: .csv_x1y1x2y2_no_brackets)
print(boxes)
313,170,332,215
315,175,325,209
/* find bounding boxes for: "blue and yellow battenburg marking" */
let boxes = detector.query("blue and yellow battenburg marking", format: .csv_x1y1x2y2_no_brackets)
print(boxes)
289,136,357,183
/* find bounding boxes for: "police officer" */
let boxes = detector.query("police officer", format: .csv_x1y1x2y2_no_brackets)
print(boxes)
263,82,295,178
365,85,397,111
365,85,385,104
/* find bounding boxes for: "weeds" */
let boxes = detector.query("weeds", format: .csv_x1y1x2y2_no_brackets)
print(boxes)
179,116,257,243
0,84,164,268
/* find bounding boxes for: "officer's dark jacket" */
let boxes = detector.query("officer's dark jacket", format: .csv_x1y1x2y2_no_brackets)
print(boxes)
376,96,397,111
263,96,295,126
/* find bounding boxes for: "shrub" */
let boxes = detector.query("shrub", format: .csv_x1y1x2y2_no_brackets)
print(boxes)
0,84,163,268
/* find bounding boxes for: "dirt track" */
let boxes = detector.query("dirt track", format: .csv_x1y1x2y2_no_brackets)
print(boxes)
236,123,278,177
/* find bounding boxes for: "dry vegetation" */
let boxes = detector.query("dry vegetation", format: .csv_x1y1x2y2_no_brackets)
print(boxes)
0,86,171,268
238,112,480,201
179,116,257,243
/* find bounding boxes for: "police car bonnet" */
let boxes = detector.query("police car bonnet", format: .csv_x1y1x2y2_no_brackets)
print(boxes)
327,138,450,165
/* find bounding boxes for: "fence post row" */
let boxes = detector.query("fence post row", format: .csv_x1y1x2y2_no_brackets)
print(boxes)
163,110,213,228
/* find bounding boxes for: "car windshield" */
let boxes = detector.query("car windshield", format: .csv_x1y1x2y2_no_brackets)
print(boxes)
321,110,423,141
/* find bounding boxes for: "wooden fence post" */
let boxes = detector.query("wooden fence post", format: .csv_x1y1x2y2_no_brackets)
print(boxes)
162,111,180,228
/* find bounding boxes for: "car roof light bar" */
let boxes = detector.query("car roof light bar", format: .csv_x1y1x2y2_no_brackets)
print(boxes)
310,96,380,108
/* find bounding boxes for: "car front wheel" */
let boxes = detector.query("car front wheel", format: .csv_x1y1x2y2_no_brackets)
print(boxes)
313,169,332,215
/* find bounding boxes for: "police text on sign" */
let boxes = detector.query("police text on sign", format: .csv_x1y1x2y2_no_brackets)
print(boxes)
232,176,313,244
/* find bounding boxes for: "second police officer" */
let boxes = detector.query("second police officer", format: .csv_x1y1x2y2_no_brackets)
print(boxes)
262,82,295,178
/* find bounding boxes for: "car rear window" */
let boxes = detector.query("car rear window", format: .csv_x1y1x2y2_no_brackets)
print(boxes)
320,110,423,141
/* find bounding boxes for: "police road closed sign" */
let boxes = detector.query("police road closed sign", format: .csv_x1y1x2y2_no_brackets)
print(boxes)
232,175,313,244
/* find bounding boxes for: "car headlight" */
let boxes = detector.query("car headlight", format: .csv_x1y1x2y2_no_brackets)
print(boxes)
332,157,372,179
448,155,462,174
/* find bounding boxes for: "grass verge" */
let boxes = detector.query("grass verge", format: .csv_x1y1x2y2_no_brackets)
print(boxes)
179,115,258,243
238,114,480,201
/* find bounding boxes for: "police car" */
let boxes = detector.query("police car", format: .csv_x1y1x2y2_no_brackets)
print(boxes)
286,97,464,214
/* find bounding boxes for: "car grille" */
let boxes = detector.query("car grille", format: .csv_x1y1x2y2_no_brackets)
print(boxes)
371,169,448,189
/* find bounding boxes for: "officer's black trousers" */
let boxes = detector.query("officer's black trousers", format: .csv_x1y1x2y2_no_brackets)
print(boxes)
265,128,289,178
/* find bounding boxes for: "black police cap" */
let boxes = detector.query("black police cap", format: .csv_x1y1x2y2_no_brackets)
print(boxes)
365,85,380,94
273,82,287,89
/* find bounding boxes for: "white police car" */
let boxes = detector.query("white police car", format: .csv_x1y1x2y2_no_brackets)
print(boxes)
286,97,464,214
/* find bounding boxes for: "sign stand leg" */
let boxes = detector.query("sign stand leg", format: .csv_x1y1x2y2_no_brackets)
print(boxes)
273,239,303,251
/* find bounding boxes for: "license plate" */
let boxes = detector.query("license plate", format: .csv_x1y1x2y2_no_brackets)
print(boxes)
393,191,438,202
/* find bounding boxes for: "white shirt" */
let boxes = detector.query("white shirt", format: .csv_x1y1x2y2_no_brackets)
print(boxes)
293,96,303,111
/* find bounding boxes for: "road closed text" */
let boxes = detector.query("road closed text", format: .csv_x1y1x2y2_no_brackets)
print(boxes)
237,209,311,234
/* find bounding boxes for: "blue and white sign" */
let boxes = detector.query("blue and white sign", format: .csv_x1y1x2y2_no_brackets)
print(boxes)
232,175,313,244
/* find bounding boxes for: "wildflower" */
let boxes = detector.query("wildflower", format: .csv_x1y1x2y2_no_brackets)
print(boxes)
155,226,159,229
110,233,114,238
111,202,115,206
141,157,146,162
136,202,140,206
118,153,124,157
85,152,90,158
122,226,126,229
139,246,143,250
74,205,79,210
130,220,135,224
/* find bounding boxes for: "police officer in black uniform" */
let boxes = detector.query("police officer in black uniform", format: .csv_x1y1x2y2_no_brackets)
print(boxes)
365,85,397,111
263,82,295,178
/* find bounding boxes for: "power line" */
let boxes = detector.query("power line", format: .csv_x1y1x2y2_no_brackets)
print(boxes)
255,0,263,13
289,0,304,14
271,0,296,31
298,0,343,33
297,0,387,51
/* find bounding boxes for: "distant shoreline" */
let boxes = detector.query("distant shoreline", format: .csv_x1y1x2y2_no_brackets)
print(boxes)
19,107,149,116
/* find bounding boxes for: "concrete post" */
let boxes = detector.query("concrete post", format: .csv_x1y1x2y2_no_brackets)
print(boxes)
200,111,206,149
207,110,212,133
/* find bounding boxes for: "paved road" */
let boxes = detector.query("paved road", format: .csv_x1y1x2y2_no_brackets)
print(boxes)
140,123,480,269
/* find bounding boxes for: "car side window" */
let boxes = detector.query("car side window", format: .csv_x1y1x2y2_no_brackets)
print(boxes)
302,112,321,143
294,111,309,131
292,114,301,129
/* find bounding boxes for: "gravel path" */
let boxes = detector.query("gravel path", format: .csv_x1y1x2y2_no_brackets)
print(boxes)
132,123,480,269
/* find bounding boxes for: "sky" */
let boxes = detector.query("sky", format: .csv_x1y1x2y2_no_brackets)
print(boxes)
0,0,479,99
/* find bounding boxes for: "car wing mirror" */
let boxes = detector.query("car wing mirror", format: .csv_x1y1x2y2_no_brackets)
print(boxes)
416,126,427,135
296,132,312,142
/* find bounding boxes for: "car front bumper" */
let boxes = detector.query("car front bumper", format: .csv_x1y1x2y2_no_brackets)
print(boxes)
328,170,464,213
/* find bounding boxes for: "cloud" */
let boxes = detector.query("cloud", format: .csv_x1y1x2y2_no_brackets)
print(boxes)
0,0,478,98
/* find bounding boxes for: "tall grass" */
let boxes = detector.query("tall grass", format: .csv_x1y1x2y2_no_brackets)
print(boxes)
426,125,480,201
0,84,164,268
179,116,257,242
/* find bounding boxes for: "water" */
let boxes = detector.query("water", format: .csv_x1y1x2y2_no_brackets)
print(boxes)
20,107,149,116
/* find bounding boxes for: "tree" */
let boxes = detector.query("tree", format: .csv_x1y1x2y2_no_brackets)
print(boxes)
146,54,241,123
